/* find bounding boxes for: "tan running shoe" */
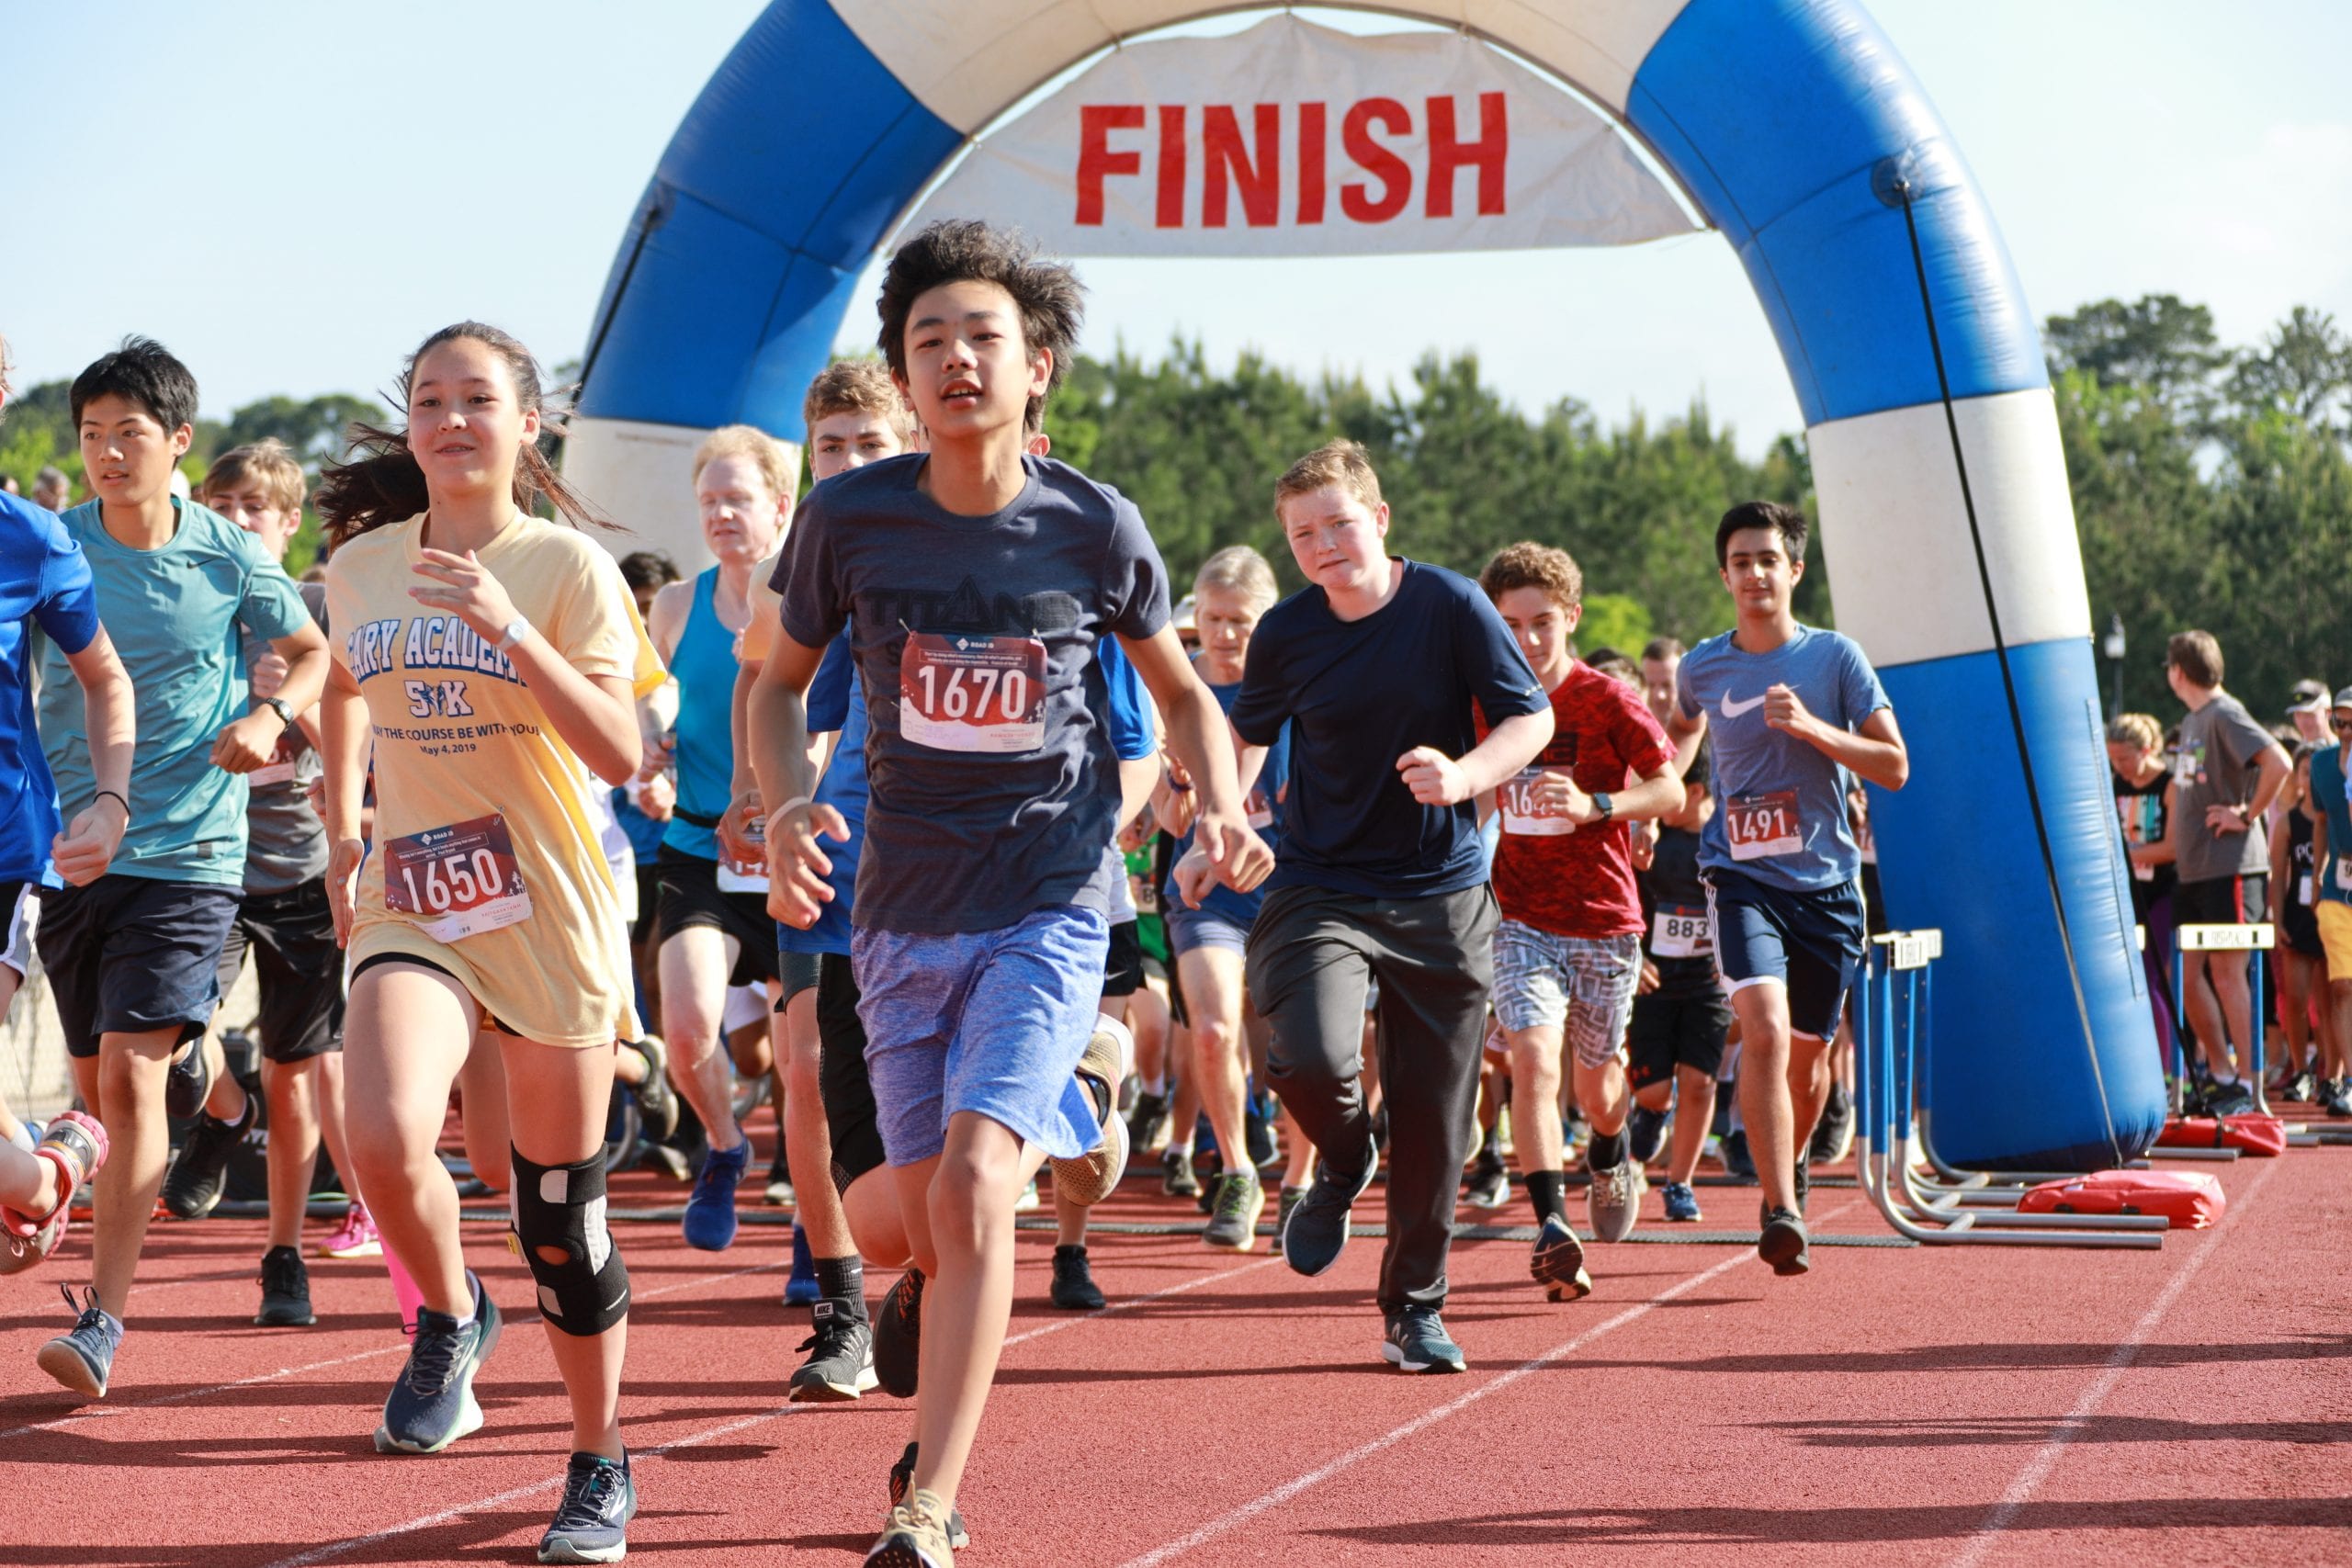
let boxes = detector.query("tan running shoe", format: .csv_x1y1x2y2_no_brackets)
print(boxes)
1048,1027,1131,1206
867,1488,957,1567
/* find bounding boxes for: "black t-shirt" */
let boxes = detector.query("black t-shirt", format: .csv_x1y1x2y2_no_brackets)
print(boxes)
1637,825,1723,999
2112,766,2174,921
1230,559,1544,898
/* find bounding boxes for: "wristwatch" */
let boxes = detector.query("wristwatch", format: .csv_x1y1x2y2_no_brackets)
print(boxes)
256,695,293,728
1594,793,1615,822
494,615,531,652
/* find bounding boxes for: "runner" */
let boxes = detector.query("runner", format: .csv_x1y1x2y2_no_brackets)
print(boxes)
1627,739,1729,1223
647,425,791,1251
2306,691,2352,1117
314,321,665,1564
2109,712,2181,1081
1664,501,1906,1278
1199,440,1551,1374
34,337,330,1398
2269,745,2328,1102
749,220,1266,1566
1475,542,1682,1297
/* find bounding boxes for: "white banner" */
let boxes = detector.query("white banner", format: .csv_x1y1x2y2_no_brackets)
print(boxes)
904,16,1700,258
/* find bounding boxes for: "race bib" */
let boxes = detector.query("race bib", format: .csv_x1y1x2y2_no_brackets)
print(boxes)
2337,856,2352,895
2299,873,2313,908
383,813,532,942
1725,791,1804,861
1245,785,1275,831
899,632,1046,753
1652,905,1711,959
249,730,302,789
717,813,768,893
1498,768,1574,837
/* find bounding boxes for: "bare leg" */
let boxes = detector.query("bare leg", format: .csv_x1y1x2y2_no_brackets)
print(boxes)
1177,947,1252,1181
74,1027,180,1319
1667,1065,1718,1187
198,1017,250,1125
261,1056,322,1251
1572,1055,1633,1142
458,1026,511,1193
842,1169,912,1271
338,964,474,1316
1505,1024,1566,1181
312,1052,358,1206
2279,952,2314,1077
905,1111,1024,1509
658,926,745,1150
1732,981,1804,1213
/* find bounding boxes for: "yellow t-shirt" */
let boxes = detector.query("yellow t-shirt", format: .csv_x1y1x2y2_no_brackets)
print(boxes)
327,510,666,1048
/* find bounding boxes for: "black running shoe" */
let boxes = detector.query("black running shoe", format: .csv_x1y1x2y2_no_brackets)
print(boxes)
164,1040,212,1120
1463,1148,1510,1211
888,1442,971,1550
1125,1089,1169,1155
1244,1098,1278,1169
1380,1305,1465,1373
1049,1245,1104,1311
790,1298,876,1403
1793,1154,1812,1217
1758,1204,1810,1277
1280,1137,1376,1278
254,1246,316,1326
626,1037,681,1143
1276,1185,1309,1235
1625,1103,1669,1167
537,1450,636,1564
872,1268,923,1398
1809,1083,1854,1166
1160,1146,1199,1199
162,1094,257,1220
377,1270,503,1453
1721,1127,1757,1182
1529,1213,1592,1303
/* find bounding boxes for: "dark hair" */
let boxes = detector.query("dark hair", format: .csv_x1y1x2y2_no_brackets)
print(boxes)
876,220,1084,429
617,550,680,594
315,321,601,546
2166,629,2222,688
71,335,198,433
1714,500,1808,570
1582,645,1628,669
1683,738,1713,793
1641,635,1685,663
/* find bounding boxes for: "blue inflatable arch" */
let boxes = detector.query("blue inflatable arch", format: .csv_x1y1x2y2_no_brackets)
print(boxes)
570,0,2165,1169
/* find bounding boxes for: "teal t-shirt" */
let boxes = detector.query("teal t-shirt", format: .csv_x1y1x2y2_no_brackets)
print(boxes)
39,497,311,886
2312,745,2352,908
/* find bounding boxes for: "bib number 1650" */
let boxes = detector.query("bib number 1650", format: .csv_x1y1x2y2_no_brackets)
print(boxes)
382,812,533,942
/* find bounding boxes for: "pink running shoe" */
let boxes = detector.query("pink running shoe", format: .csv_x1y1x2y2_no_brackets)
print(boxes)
1,1112,108,1275
316,1200,381,1259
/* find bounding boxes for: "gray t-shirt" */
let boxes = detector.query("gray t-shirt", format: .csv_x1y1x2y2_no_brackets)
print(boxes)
2172,691,2275,884
241,581,328,896
774,454,1170,934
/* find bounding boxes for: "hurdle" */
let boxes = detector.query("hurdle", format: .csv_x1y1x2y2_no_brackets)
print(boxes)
1854,929,2165,1248
2168,921,2274,1116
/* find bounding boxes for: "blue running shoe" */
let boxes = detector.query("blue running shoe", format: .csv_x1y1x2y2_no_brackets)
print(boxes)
1662,1180,1703,1223
537,1450,636,1564
784,1221,820,1306
36,1285,122,1399
683,1140,748,1251
376,1269,502,1454
1381,1305,1466,1373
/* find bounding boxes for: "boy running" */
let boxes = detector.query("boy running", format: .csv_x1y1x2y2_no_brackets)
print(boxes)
1628,739,1729,1222
1476,543,1682,1295
1200,442,1552,1373
750,221,1265,1566
1665,501,1906,1277
37,339,329,1396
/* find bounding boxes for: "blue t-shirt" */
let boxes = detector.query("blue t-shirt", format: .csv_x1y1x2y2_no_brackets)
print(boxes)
1676,623,1891,893
1230,559,1545,898
2311,745,2352,908
40,498,311,886
0,492,101,886
773,454,1170,934
660,568,741,862
1164,673,1289,927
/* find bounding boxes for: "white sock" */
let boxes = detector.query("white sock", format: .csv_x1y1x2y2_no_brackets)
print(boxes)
1141,1075,1167,1097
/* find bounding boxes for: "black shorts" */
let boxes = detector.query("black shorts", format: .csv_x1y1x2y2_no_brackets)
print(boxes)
1102,918,1143,999
0,881,39,979
653,845,779,987
816,952,886,1193
632,864,664,941
1626,988,1732,1089
2175,874,2267,931
215,879,344,1063
38,874,240,1059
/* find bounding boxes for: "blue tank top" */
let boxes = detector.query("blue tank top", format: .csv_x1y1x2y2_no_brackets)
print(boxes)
660,569,739,861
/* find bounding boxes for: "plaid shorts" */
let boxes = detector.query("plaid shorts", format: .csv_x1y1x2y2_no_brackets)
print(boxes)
1491,920,1642,1070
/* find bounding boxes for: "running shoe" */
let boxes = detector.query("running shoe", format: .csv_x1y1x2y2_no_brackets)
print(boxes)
1721,1127,1758,1182
2282,1069,2317,1106
1463,1148,1510,1211
1047,1027,1131,1206
888,1443,971,1550
1758,1203,1810,1277
1661,1180,1703,1223
35,1284,122,1399
317,1200,382,1259
537,1450,635,1565
1275,1185,1310,1235
791,1298,877,1403
682,1139,748,1251
1161,1146,1200,1199
1049,1244,1105,1310
1012,1177,1040,1213
1810,1082,1855,1167
1203,1168,1265,1252
784,1221,820,1306
1529,1213,1592,1303
1380,1305,1466,1373
255,1246,316,1326
164,1039,212,1120
639,1142,692,1181
1125,1089,1169,1154
376,1269,503,1453
1587,1156,1646,1244
1793,1155,1812,1217
867,1488,958,1568
1625,1103,1669,1167
1,1111,106,1276
2326,1079,2352,1118
1244,1095,1278,1170
872,1268,923,1398
1280,1136,1377,1278
161,1094,258,1221
2208,1081,2256,1118
764,1145,795,1208
628,1036,681,1143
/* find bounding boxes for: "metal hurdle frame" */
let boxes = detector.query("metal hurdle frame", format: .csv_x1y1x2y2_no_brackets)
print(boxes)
1855,929,2166,1249
2169,921,2274,1117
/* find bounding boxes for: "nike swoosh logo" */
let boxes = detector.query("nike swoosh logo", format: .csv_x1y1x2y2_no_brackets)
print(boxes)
1720,692,1767,718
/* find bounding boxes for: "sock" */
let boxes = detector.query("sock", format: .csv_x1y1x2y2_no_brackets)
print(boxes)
1141,1075,1166,1097
816,1254,866,1316
1525,1168,1568,1224
1055,1244,1087,1261
1588,1127,1627,1171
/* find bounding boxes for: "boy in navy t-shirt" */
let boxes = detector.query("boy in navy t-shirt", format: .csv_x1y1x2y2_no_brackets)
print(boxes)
1666,501,1906,1278
1198,439,1551,1375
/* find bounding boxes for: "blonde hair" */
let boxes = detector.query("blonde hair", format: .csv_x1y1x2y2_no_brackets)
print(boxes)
1478,541,1583,612
802,360,912,442
200,437,306,514
1193,545,1278,616
2107,713,2163,751
1273,438,1383,520
691,423,795,499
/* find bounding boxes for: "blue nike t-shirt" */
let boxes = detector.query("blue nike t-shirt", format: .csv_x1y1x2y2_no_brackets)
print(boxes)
1676,623,1891,893
0,492,103,886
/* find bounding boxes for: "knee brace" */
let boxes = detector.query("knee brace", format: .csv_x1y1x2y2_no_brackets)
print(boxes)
509,1148,629,1336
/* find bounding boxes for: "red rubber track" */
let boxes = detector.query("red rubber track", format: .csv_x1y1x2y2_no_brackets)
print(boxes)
6,1141,2346,1567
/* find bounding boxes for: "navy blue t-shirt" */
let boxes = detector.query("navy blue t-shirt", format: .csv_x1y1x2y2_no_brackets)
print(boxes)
0,492,101,886
1230,559,1544,898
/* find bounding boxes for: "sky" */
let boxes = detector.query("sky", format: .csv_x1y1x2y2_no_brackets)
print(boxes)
4,1,2346,457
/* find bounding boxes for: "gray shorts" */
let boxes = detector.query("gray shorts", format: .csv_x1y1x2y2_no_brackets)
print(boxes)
1491,920,1641,1071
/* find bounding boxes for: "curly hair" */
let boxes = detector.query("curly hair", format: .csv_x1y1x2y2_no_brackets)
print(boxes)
1479,541,1583,612
876,220,1084,429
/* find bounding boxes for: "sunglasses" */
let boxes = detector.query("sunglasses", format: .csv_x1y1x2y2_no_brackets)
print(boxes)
2335,716,2352,733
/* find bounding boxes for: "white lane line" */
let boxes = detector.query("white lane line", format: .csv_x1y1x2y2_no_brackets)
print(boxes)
0,1256,786,1441
1945,1163,2278,1568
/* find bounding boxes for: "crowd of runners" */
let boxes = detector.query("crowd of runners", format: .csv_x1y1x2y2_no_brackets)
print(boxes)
0,218,2340,1568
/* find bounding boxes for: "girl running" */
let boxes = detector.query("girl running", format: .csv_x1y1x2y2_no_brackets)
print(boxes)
316,322,663,1566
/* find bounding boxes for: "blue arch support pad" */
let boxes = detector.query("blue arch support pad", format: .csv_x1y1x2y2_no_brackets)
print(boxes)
585,0,2165,1171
